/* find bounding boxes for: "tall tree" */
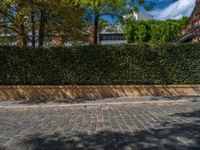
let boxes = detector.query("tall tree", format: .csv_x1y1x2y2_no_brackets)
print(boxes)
76,0,125,44
76,0,153,44
126,0,154,13
0,0,83,47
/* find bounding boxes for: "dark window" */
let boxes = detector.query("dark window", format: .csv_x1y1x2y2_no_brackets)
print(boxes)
99,34,125,41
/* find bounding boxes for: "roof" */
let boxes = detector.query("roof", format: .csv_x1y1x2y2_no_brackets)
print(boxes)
183,6,197,30
137,12,153,20
175,25,200,42
123,12,153,21
183,0,200,30
100,24,123,34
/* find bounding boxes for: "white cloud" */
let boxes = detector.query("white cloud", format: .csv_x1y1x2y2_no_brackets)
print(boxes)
149,0,195,20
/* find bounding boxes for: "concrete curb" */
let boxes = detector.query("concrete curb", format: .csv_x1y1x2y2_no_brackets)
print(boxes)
0,99,195,109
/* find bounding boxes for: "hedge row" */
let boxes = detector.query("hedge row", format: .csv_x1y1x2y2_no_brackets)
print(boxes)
123,18,188,44
0,44,200,85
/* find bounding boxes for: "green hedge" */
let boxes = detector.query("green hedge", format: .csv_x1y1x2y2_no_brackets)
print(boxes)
0,44,200,85
123,17,188,44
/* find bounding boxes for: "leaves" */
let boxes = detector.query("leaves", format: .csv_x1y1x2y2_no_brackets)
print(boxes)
123,17,188,44
0,0,83,46
1,43,200,85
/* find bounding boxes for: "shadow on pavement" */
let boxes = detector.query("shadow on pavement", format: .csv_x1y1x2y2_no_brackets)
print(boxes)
16,99,88,105
5,121,200,150
172,110,200,119
150,96,200,102
10,95,200,105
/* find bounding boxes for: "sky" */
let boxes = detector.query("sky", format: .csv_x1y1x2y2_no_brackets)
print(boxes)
103,0,195,22
148,0,177,9
149,0,195,20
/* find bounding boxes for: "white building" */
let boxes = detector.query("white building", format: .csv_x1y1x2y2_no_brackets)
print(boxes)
98,24,126,45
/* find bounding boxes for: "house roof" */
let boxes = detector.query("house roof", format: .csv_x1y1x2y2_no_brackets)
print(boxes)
183,0,200,30
137,12,153,20
123,12,153,21
100,24,123,34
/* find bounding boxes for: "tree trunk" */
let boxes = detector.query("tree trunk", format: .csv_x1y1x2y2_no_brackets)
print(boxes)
17,3,27,47
30,0,36,47
93,12,99,44
38,10,46,47
31,12,36,47
20,23,27,47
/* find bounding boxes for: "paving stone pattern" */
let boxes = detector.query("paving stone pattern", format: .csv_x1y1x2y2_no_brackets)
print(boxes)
0,102,200,150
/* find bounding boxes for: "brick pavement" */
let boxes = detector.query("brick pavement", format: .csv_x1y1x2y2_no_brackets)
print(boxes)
0,101,200,150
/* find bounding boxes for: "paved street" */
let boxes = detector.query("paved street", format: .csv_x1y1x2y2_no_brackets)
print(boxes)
0,100,200,150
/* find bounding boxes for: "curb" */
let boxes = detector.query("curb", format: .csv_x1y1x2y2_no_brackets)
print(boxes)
0,99,194,109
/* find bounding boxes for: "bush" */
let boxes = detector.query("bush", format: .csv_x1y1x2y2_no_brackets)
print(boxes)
0,43,200,85
123,17,188,44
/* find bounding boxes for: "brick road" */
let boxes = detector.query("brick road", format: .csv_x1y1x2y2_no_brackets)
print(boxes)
0,101,200,150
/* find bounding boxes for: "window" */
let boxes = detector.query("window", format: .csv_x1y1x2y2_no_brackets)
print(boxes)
99,34,125,41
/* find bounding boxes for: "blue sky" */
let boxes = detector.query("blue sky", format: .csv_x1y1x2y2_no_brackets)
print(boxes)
149,0,177,9
150,0,195,20
103,0,195,22
103,0,178,22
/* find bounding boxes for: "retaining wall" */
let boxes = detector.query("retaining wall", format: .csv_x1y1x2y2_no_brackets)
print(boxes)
0,85,200,100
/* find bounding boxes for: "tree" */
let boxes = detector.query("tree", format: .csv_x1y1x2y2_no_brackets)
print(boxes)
123,17,188,44
0,0,83,47
126,0,154,13
76,0,154,44
76,0,125,44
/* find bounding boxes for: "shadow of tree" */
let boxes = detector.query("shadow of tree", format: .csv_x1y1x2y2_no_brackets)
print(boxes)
17,98,88,105
172,110,200,119
6,121,200,150
150,95,200,101
12,95,200,105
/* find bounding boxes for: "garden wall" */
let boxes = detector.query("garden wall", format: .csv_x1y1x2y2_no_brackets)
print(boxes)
0,85,200,100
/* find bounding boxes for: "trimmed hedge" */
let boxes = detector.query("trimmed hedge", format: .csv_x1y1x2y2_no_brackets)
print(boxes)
0,44,200,85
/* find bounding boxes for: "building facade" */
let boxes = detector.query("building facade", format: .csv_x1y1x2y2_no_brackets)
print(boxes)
178,0,200,42
97,24,126,45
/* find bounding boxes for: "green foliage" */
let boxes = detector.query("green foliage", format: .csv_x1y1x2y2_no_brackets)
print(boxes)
0,43,200,85
123,17,188,44
0,0,83,47
76,0,153,44
76,0,126,19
